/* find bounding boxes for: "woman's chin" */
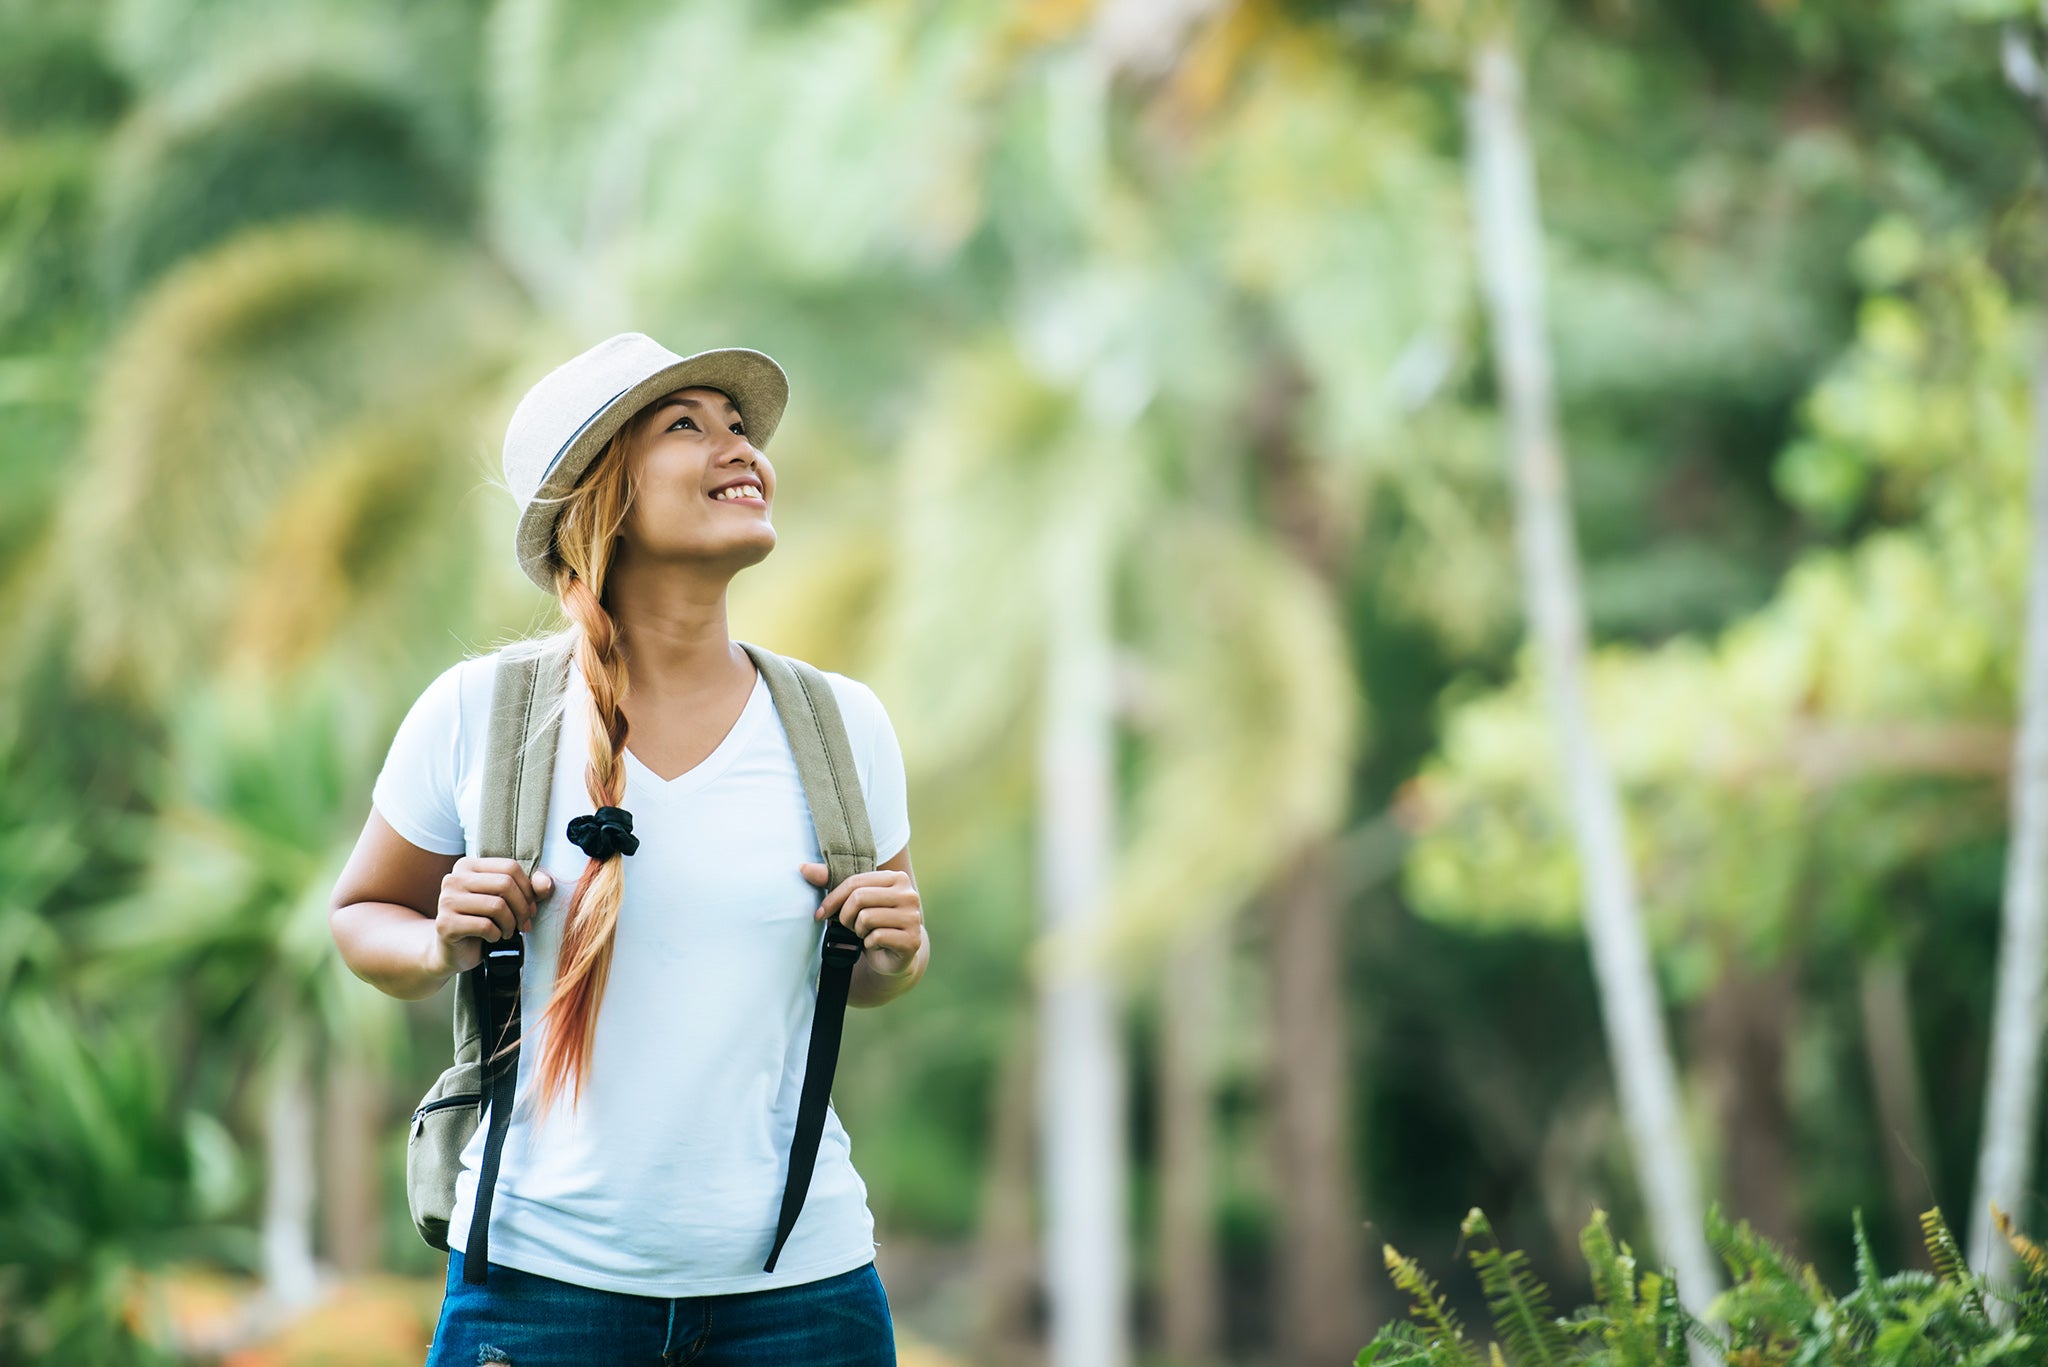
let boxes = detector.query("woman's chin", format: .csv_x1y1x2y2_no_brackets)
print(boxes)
726,527,778,565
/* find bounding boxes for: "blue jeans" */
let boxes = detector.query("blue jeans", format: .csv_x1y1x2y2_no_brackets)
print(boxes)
426,1250,896,1366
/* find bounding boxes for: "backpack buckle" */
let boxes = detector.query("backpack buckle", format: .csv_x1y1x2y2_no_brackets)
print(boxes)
821,920,864,968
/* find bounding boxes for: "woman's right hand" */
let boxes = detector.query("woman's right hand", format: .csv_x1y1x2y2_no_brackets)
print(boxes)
429,857,555,975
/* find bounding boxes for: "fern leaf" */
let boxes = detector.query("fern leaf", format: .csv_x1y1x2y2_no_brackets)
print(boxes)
1993,1204,2048,1281
1356,1323,1435,1367
1852,1208,1883,1304
1650,1269,1690,1367
1382,1242,1482,1365
1461,1207,1570,1367
1923,1207,1971,1285
1580,1207,1636,1319
1703,1196,1835,1344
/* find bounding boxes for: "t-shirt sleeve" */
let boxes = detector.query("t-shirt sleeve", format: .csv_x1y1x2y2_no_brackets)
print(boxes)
833,675,912,866
371,659,470,856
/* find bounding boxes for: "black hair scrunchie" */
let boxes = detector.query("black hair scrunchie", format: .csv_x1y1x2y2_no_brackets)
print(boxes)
566,805,639,859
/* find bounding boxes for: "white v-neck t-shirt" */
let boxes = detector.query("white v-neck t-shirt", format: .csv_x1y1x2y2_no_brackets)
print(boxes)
370,644,911,1296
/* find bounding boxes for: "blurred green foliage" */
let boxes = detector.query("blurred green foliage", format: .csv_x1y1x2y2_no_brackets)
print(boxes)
1,0,2043,1359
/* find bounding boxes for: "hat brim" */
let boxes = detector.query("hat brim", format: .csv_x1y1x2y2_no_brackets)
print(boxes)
515,347,789,591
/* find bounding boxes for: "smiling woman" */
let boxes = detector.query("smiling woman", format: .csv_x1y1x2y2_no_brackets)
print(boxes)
325,332,925,1366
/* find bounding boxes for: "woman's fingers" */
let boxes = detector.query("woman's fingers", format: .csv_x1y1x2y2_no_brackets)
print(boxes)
447,858,556,931
811,870,912,921
442,891,518,940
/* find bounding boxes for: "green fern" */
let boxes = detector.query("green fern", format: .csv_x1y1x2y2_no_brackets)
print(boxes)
1921,1207,1988,1322
1705,1200,1826,1354
1381,1241,1484,1365
1579,1208,1635,1318
1991,1204,2048,1280
1355,1322,1437,1366
1989,1205,2048,1341
1361,1204,2048,1363
1461,1207,1571,1367
1646,1270,1697,1367
1852,1207,1883,1302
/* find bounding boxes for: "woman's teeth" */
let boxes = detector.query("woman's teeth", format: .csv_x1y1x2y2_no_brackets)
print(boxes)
713,484,762,501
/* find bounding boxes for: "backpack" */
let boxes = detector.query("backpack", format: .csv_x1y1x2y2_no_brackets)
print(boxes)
403,637,877,1285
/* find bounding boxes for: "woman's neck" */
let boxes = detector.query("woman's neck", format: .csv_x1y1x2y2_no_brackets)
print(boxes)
603,563,751,698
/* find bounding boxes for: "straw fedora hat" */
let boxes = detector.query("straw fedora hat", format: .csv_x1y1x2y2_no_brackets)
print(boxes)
502,332,790,591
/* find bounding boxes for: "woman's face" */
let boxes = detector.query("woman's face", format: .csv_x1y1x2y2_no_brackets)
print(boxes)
617,385,776,570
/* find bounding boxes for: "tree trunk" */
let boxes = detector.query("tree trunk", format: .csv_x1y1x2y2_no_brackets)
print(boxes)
263,1035,321,1309
1694,957,1800,1249
1244,273,1374,1367
1037,501,1129,1367
1970,253,2048,1282
1157,937,1223,1365
1465,36,1722,1320
1859,953,1939,1267
973,1014,1042,1367
319,1053,383,1275
1264,842,1372,1364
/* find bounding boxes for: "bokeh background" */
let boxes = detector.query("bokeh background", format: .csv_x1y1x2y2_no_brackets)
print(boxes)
4,0,2046,1362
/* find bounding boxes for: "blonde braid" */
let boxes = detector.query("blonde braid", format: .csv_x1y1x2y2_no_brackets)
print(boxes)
527,424,639,1122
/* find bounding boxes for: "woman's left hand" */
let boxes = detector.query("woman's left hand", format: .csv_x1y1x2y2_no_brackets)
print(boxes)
800,863,923,977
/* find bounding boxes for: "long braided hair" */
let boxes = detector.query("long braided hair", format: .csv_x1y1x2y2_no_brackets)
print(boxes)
527,417,641,1121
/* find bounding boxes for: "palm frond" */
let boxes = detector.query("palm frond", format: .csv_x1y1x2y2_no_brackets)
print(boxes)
1098,506,1360,972
53,214,518,709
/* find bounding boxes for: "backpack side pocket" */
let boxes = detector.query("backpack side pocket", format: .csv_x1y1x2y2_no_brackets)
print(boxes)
405,1060,482,1251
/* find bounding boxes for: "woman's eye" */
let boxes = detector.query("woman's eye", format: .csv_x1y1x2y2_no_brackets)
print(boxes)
730,424,746,436
669,416,698,432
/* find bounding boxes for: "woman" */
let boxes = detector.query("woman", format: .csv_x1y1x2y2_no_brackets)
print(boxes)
328,333,927,1366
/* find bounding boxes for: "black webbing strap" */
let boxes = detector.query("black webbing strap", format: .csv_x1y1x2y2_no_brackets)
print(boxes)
763,918,865,1272
463,937,524,1284
741,643,880,1275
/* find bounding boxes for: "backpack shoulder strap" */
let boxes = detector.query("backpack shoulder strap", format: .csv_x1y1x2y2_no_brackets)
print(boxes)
455,636,571,1286
738,642,877,885
736,641,880,1272
479,639,573,868
449,640,571,1063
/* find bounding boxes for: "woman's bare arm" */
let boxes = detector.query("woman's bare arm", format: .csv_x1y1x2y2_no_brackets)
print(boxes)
328,809,549,1001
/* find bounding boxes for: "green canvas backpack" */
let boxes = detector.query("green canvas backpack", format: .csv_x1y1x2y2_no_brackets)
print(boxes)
403,637,878,1285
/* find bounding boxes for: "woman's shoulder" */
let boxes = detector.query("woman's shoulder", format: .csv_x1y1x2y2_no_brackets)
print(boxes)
801,664,891,736
452,632,577,696
413,647,504,711
817,668,883,712
400,634,569,734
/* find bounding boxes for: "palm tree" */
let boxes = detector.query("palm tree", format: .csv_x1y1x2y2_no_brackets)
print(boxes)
1971,15,2048,1290
1463,33,1720,1319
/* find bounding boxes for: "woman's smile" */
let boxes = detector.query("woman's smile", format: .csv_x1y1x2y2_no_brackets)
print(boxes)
709,481,766,506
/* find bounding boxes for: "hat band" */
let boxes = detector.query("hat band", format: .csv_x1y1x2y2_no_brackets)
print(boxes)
539,383,636,485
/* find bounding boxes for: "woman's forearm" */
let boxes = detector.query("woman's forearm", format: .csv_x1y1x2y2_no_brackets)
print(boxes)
330,901,457,1001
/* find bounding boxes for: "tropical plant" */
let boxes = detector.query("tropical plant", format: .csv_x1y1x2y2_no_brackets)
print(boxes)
0,992,245,1366
1358,1203,2048,1365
